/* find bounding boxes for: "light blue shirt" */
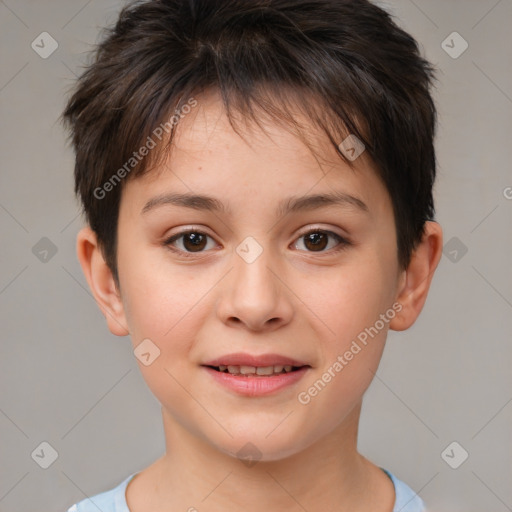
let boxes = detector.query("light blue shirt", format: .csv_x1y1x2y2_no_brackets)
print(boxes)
67,468,426,512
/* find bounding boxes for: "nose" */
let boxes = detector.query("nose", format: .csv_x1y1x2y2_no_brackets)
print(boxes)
216,242,294,332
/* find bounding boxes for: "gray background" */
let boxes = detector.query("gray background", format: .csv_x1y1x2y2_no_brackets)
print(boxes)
1,0,511,510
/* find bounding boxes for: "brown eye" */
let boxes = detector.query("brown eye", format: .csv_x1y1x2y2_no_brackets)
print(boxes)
164,230,216,256
294,230,350,253
303,232,329,251
181,232,208,252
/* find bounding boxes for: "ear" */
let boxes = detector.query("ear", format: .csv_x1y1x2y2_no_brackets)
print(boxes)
389,221,443,331
76,226,130,336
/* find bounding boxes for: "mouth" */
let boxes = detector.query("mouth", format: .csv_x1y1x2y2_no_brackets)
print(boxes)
201,353,311,395
204,364,309,376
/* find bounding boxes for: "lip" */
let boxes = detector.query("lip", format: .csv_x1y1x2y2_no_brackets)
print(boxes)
203,365,310,397
202,353,309,367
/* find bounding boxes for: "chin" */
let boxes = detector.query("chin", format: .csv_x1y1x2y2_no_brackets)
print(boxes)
209,426,312,465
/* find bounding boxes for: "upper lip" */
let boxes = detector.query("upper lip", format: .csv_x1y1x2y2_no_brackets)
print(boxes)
202,353,310,367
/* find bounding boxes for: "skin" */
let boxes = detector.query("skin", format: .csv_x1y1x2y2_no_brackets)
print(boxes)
77,90,443,512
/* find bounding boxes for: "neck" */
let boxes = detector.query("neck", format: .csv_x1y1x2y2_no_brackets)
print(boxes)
128,402,393,512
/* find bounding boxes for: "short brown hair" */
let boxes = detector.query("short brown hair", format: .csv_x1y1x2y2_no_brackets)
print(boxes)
62,0,438,287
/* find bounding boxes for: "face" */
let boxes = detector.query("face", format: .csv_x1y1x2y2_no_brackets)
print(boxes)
114,91,404,461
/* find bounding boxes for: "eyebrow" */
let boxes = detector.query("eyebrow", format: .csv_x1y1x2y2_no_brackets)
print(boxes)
141,191,369,217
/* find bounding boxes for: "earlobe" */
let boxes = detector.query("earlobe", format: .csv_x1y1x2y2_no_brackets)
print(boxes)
76,226,130,336
389,221,443,332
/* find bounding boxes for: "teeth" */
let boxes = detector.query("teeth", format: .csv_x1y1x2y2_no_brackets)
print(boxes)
217,364,298,375
239,365,256,375
256,366,274,376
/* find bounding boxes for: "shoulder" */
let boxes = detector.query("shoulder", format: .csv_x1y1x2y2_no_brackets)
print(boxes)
381,468,427,512
66,473,137,512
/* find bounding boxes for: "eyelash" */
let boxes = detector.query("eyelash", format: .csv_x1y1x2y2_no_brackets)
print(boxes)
163,227,352,258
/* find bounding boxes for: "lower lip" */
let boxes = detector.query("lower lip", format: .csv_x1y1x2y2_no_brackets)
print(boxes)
202,366,309,396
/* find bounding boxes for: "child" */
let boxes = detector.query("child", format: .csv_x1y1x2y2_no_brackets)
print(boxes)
63,0,443,510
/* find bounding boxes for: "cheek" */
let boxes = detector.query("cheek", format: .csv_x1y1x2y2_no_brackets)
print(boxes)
292,255,396,402
123,287,207,425
118,244,205,340
298,259,394,348
294,253,398,419
296,286,391,438
118,252,223,401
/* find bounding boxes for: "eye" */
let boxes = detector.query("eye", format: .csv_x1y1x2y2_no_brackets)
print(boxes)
163,227,351,258
163,229,217,256
293,229,351,253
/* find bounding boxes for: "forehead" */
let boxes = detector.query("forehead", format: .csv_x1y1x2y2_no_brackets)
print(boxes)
120,90,391,222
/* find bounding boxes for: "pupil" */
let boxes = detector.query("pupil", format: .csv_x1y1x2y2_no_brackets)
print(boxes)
305,233,327,251
184,233,206,251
